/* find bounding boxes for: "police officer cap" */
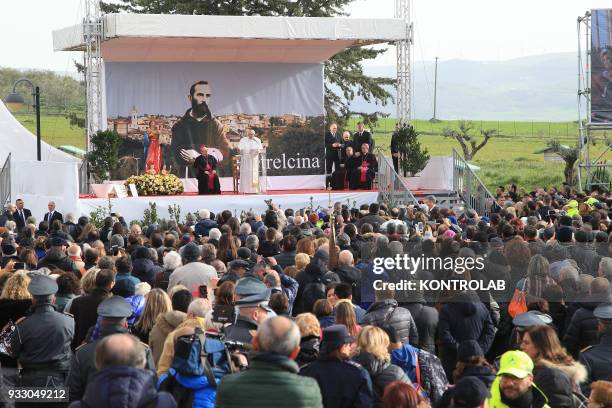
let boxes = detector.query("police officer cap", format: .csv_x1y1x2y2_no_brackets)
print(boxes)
594,302,612,320
28,274,58,296
235,290,273,312
235,276,267,297
229,259,250,270
512,310,553,327
97,296,133,319
320,324,355,353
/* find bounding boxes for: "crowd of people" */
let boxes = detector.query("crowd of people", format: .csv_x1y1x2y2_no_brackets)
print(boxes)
1,185,612,407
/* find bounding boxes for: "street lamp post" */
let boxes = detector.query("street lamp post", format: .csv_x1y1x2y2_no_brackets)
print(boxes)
5,79,41,161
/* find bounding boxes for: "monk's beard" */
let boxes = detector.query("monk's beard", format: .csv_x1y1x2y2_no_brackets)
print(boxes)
191,99,212,119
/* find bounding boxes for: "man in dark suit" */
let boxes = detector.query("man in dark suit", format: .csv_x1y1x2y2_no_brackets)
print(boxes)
353,121,374,151
390,126,401,174
14,198,32,232
44,201,63,225
325,122,343,179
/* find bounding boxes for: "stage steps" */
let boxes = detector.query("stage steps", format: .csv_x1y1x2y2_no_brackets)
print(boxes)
376,149,493,216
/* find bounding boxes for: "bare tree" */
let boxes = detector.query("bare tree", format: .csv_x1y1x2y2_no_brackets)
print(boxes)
442,120,496,161
547,140,579,186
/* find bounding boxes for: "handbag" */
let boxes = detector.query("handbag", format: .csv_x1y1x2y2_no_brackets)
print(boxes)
0,319,16,356
508,279,528,318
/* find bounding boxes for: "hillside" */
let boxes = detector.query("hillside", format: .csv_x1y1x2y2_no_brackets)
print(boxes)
356,52,577,121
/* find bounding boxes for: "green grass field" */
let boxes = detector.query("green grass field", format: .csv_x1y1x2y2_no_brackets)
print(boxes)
10,113,609,191
347,117,581,140
346,118,610,191
13,112,86,150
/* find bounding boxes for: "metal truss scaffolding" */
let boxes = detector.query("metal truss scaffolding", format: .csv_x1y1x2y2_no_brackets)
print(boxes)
577,11,612,192
395,0,413,126
84,0,104,152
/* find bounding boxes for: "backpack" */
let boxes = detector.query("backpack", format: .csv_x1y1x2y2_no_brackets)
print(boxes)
416,349,449,406
171,327,234,384
303,272,338,312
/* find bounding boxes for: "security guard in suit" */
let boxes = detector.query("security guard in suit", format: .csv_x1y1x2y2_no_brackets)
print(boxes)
66,296,155,402
9,274,74,406
579,302,612,394
224,290,274,345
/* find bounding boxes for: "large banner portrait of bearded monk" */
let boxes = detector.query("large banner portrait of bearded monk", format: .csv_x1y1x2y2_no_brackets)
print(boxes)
163,81,230,177
105,61,326,190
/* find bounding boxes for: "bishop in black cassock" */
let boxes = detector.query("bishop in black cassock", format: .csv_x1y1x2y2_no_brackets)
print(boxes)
193,145,221,195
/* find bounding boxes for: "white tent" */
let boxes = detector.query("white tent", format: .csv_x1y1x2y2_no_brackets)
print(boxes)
0,100,80,220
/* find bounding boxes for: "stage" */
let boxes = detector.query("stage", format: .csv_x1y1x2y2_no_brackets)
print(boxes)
77,189,379,222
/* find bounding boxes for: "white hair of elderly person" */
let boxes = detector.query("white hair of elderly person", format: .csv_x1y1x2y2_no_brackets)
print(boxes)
5,221,16,234
198,209,210,220
163,251,183,272
187,298,211,318
136,282,151,296
239,223,252,235
209,228,222,241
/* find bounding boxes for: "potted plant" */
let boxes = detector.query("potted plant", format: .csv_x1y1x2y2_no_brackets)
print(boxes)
86,129,121,197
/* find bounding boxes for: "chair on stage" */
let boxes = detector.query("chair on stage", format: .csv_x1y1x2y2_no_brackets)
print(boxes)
231,155,240,193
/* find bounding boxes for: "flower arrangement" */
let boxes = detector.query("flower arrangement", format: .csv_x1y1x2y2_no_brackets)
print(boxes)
125,174,184,196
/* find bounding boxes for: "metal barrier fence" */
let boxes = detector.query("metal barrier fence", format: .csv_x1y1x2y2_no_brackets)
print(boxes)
0,154,10,206
376,148,419,208
452,149,496,216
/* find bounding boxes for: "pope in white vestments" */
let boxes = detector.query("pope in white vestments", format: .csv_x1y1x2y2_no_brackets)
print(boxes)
238,130,264,193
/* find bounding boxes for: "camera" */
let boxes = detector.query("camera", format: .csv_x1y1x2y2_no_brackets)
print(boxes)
205,331,251,353
212,304,236,324
223,339,251,353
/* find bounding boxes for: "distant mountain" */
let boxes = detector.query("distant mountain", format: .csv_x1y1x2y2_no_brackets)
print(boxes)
355,52,578,121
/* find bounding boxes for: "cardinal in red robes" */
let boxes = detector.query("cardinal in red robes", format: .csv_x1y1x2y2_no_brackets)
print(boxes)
349,143,377,190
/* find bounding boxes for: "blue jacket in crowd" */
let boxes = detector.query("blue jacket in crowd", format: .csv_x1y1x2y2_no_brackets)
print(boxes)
158,368,217,408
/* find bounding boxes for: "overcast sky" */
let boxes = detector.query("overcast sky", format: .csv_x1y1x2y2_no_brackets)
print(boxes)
0,0,610,72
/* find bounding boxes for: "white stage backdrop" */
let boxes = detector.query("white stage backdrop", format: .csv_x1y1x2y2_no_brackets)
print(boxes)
12,160,79,221
104,61,325,189
78,191,379,223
